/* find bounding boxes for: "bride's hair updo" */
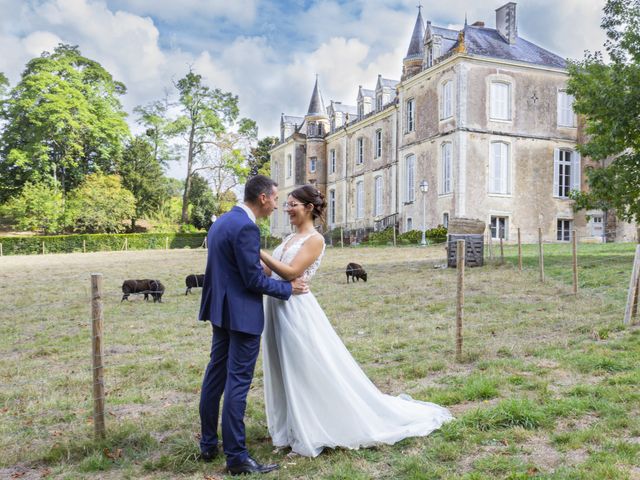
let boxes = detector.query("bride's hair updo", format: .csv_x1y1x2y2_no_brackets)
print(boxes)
290,184,327,220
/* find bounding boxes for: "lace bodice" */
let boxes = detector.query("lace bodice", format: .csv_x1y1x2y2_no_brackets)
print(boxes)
271,233,325,282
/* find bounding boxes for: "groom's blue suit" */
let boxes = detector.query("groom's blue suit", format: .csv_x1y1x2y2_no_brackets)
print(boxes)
198,206,292,467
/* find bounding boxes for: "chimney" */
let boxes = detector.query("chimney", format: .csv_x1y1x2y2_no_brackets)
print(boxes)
495,2,517,44
471,21,485,27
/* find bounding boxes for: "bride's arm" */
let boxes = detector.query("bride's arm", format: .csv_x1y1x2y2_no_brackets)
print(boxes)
260,235,324,281
260,259,273,276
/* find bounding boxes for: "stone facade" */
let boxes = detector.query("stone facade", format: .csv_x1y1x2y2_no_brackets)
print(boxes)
270,3,636,243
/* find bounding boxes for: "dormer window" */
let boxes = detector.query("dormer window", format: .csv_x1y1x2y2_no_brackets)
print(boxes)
376,94,383,111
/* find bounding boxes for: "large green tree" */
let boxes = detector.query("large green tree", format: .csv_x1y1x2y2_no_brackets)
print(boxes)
134,98,173,166
120,136,169,229
0,180,64,234
567,0,640,223
165,70,255,223
65,173,135,233
188,173,216,230
249,136,278,176
0,72,8,99
0,44,130,201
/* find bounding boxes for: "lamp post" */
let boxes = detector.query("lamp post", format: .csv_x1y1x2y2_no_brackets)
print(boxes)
419,179,429,246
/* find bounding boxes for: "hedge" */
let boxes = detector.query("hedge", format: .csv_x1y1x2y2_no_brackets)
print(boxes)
365,226,448,246
0,232,207,256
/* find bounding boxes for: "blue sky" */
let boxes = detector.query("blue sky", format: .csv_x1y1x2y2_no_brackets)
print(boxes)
0,0,607,178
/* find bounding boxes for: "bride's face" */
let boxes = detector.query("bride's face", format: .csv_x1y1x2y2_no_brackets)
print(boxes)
284,195,312,226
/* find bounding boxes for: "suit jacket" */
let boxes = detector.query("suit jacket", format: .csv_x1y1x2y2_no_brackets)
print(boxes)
198,206,292,335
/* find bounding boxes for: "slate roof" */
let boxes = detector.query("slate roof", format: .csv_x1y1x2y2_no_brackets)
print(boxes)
461,25,566,68
359,88,375,98
307,77,326,116
281,114,304,125
405,9,425,59
430,25,458,41
379,78,399,89
330,103,358,114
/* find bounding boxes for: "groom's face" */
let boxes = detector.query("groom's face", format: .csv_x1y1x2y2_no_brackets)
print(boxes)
259,186,279,219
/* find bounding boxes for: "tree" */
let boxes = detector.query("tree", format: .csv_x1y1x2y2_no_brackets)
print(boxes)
134,98,174,166
166,70,255,223
0,181,64,234
120,136,169,229
65,173,135,233
567,0,640,223
0,72,8,99
0,44,130,201
248,136,278,176
188,173,216,230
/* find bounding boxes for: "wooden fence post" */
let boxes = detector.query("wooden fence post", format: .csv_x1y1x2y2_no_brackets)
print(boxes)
517,228,522,271
0,243,3,257
165,237,169,250
91,273,106,439
624,245,640,325
42,241,45,255
83,239,86,253
340,227,344,249
499,236,504,265
456,239,465,362
392,224,397,247
538,228,545,283
572,230,578,295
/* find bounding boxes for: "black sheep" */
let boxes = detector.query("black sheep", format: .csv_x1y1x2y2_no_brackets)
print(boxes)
346,263,367,283
185,274,205,295
121,279,165,303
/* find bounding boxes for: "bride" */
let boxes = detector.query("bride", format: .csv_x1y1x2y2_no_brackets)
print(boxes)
259,184,453,458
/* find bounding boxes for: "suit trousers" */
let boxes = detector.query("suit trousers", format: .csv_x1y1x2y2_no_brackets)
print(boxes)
199,323,261,467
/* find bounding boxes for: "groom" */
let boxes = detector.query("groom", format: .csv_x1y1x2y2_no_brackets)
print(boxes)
198,175,307,475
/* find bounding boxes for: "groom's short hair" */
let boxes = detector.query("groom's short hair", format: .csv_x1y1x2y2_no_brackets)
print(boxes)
244,175,278,203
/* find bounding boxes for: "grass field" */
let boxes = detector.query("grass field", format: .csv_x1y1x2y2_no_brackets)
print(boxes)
1,241,639,479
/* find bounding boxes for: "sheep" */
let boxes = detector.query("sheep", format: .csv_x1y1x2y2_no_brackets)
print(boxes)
185,274,205,295
346,263,367,283
121,279,165,303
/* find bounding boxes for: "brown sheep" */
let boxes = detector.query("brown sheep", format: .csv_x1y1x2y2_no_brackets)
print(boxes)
346,263,367,283
121,279,165,303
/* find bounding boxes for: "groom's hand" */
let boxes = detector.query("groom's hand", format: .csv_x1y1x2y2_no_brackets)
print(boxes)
291,277,309,295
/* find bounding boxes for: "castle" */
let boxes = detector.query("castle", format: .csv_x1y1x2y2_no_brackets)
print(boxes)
269,2,636,243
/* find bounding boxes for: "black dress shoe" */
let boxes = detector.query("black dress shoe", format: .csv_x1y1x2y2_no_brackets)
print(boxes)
200,446,219,462
227,456,279,475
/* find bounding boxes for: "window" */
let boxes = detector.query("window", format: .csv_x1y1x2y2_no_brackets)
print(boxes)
406,98,415,132
490,81,511,120
489,141,510,194
443,213,449,228
440,80,453,119
553,149,581,198
356,180,364,219
441,142,452,194
375,129,382,158
405,154,415,202
273,161,279,181
287,154,292,178
490,216,508,240
557,91,576,127
557,219,573,241
406,217,413,231
309,157,316,173
357,137,364,165
329,189,336,224
374,176,383,216
329,149,336,174
358,104,364,119
376,94,383,111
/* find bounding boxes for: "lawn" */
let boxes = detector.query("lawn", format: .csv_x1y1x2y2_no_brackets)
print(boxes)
0,241,639,479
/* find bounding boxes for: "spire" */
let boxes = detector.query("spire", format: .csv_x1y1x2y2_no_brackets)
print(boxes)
306,75,326,117
404,6,425,60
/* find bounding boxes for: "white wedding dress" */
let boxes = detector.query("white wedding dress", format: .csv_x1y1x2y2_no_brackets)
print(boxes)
262,233,453,457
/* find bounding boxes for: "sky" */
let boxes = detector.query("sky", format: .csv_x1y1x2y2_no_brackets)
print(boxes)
0,0,608,179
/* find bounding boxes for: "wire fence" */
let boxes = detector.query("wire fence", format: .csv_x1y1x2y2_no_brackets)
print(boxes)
0,233,638,466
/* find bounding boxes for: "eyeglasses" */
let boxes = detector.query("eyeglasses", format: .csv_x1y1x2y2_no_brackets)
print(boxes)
282,201,306,210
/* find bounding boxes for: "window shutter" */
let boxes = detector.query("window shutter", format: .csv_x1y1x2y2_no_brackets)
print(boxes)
446,81,452,118
557,92,563,126
503,143,510,194
553,148,560,197
571,151,581,191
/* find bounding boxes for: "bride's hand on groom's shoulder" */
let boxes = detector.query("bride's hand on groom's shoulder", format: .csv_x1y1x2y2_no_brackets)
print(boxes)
291,277,309,295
